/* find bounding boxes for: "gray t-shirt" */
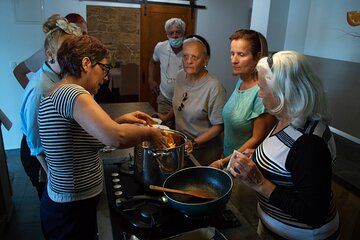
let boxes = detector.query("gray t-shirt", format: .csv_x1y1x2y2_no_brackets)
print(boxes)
173,70,226,138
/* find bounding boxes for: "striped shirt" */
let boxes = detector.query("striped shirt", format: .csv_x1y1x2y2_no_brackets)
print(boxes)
38,84,104,203
254,120,340,239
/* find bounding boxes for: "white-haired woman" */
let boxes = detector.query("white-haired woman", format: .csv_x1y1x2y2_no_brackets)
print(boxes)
228,51,340,239
158,35,226,165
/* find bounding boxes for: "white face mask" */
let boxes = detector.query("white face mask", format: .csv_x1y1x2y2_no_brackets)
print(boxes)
169,37,184,48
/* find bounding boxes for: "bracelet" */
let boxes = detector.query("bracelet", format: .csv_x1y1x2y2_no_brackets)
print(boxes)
191,139,199,149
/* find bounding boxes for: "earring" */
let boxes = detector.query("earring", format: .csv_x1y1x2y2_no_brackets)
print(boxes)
49,58,55,64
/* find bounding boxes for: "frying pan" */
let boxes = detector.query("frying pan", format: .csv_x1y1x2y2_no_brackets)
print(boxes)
162,166,233,217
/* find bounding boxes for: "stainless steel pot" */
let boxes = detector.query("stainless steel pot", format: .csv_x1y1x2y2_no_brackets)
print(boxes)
134,129,187,186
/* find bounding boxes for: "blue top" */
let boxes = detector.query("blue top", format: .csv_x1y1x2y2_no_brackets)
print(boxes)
222,78,266,156
20,63,60,156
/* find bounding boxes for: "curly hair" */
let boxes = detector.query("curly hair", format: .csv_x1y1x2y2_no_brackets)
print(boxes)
256,51,330,127
57,35,109,78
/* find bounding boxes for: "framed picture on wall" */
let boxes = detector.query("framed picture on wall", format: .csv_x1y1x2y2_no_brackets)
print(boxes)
14,0,44,24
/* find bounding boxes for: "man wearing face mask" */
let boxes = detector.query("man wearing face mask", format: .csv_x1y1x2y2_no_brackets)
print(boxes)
148,18,186,129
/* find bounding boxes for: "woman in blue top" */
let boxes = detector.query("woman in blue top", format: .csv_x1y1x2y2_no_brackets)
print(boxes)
210,29,276,169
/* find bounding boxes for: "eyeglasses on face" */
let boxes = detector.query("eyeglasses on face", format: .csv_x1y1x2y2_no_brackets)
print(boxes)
177,92,188,111
96,62,112,77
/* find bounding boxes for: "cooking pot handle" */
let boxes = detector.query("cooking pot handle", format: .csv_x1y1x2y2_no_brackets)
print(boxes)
151,151,175,172
115,195,168,207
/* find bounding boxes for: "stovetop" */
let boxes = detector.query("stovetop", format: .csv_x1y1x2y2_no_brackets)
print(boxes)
103,155,241,240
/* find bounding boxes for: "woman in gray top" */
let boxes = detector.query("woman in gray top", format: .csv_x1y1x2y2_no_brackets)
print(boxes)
159,35,226,165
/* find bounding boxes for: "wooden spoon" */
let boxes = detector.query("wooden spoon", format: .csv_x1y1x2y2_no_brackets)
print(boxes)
149,185,215,199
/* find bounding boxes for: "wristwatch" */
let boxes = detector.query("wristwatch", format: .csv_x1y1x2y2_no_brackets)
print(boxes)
191,139,199,149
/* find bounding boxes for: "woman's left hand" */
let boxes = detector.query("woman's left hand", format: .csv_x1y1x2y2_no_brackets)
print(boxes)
228,153,264,188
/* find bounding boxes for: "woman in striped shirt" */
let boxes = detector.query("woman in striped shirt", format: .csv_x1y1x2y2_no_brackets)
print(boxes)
228,51,340,239
38,35,167,240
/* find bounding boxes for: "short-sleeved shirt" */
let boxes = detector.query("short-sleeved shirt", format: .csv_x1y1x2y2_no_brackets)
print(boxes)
222,78,266,156
173,70,226,138
153,40,183,101
38,84,104,203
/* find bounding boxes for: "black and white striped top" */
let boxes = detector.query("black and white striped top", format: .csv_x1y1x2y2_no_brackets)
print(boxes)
254,120,340,239
38,84,104,203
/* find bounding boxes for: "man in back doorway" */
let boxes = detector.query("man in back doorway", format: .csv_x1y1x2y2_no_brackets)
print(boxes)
148,18,186,129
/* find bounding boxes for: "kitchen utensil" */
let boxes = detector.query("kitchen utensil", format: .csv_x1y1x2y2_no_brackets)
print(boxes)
134,129,187,186
149,185,215,199
163,166,233,217
116,167,233,218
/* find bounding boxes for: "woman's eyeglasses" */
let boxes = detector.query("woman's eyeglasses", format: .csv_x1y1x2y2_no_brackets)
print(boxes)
177,92,188,111
96,62,112,77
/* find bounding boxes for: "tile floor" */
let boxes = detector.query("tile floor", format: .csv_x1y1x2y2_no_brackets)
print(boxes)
2,149,44,240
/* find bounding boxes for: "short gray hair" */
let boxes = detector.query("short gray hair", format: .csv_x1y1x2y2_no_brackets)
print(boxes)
164,18,186,33
256,51,330,127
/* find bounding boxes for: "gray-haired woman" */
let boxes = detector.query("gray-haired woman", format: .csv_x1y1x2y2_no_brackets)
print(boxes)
228,51,340,239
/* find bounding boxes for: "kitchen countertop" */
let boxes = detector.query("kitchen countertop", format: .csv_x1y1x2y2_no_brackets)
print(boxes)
96,102,260,239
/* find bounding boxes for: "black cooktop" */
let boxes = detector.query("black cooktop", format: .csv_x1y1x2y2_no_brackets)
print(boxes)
103,155,241,240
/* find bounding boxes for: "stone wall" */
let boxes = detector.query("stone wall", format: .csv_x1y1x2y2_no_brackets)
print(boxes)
87,5,140,67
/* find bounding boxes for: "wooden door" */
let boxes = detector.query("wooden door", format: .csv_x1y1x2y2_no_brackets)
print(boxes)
140,3,195,110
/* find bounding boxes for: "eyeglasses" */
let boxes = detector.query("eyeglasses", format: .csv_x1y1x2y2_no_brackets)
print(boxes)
177,92,188,111
267,52,277,70
96,62,112,77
